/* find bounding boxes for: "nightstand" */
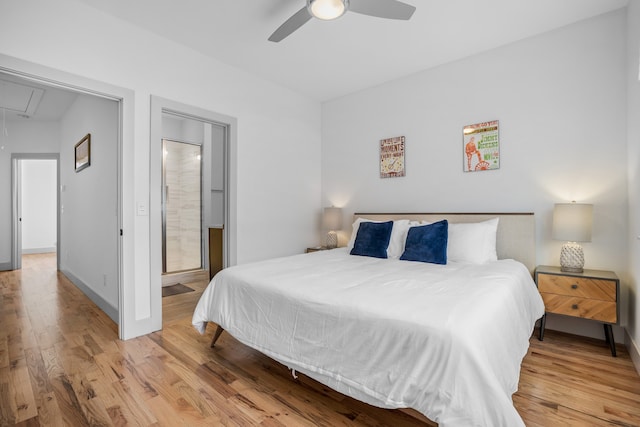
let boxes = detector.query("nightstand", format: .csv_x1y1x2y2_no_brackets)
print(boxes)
306,246,329,253
535,265,619,356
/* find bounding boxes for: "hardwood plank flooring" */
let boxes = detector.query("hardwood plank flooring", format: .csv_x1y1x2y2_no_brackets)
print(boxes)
1,253,639,426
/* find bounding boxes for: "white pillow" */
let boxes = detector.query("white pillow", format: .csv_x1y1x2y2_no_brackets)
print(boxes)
447,218,499,264
347,218,411,258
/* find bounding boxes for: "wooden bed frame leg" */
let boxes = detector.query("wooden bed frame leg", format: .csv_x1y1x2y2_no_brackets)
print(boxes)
210,325,225,348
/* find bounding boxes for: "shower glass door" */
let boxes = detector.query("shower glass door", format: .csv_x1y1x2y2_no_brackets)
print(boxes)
162,139,203,273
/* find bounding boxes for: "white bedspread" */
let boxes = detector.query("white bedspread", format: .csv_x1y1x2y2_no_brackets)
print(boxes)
192,248,545,426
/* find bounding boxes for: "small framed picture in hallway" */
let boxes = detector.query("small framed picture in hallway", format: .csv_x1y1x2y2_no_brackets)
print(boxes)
75,133,91,172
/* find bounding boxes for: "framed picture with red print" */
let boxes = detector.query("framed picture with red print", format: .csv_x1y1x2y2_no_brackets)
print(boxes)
463,121,499,172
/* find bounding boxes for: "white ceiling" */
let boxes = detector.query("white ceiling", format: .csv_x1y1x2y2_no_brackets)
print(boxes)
74,0,628,102
0,0,629,123
0,73,78,121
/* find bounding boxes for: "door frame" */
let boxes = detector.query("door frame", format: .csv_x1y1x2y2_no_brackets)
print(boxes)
150,96,236,327
11,153,60,271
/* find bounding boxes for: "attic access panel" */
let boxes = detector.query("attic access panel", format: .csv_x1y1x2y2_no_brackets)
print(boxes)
0,79,44,117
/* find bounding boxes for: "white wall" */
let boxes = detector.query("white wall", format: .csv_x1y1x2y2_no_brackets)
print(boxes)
322,10,629,341
0,121,59,267
59,94,119,313
21,159,57,253
626,1,640,371
0,0,321,338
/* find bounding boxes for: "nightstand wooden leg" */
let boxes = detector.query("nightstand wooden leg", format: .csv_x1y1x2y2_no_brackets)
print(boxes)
538,314,546,341
603,324,616,357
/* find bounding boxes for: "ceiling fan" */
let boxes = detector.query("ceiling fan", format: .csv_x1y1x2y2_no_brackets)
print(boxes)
268,0,416,42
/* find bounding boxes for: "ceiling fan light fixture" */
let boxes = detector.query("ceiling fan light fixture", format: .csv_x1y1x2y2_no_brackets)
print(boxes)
307,0,348,21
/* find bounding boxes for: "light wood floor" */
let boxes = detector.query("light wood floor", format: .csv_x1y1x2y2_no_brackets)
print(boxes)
2,253,640,426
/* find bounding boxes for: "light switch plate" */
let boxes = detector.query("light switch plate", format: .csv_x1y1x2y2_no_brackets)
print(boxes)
137,201,148,216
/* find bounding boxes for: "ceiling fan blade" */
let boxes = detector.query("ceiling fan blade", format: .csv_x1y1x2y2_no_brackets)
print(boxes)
349,0,416,20
268,6,312,42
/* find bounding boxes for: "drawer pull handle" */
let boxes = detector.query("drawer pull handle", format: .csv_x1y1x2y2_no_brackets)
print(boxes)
571,284,578,289
571,304,579,310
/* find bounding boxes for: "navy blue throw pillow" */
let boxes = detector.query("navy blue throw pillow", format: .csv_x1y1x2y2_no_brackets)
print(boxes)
400,220,448,265
350,221,394,259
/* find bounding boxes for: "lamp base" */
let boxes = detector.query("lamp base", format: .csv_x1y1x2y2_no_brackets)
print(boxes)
326,231,338,249
559,242,584,273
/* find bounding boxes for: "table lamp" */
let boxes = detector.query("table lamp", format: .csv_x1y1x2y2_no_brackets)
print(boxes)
552,202,593,273
323,207,343,249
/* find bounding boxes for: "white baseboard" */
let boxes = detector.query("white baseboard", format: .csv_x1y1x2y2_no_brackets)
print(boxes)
162,269,209,287
22,247,56,255
625,329,640,376
0,261,12,271
60,268,118,324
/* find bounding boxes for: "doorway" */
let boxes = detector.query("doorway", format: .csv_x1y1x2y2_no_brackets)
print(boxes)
0,62,128,336
157,112,225,289
11,154,59,270
150,96,235,327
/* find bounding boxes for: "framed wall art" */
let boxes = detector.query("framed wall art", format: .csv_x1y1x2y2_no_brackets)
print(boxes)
463,121,499,172
75,133,91,173
380,136,405,178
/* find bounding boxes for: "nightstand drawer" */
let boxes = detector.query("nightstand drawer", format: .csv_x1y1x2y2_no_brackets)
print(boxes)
537,274,616,301
540,293,617,323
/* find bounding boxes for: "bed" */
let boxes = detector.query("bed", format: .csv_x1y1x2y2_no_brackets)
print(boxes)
192,213,545,426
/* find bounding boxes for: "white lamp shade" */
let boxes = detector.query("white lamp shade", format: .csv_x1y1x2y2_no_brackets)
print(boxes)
552,203,593,242
322,207,343,231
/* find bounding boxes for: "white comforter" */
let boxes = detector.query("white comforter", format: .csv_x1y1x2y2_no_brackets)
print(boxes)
192,248,545,426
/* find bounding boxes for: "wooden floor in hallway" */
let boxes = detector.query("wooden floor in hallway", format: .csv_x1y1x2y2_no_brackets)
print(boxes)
1,253,640,426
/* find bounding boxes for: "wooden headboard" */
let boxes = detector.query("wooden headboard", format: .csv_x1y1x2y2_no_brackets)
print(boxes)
353,213,536,274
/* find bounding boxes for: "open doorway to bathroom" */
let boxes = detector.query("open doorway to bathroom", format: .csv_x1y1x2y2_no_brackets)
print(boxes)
158,111,228,303
151,96,234,327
